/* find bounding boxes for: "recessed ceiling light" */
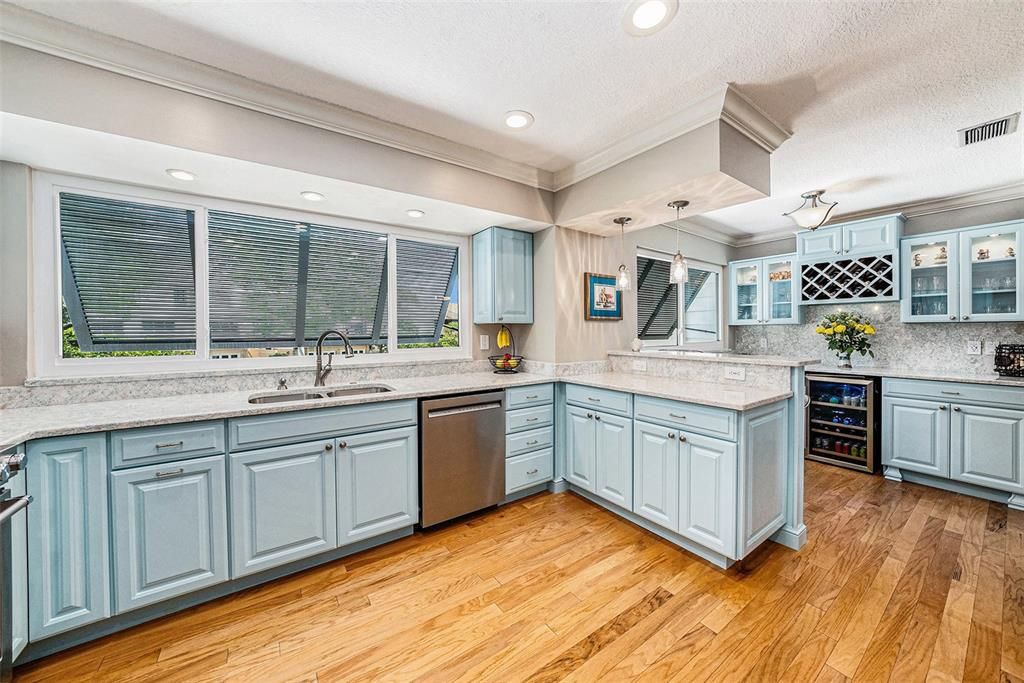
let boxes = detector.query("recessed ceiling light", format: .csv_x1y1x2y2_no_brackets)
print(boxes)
623,0,678,35
406,209,426,218
166,168,195,181
300,191,325,202
504,110,535,129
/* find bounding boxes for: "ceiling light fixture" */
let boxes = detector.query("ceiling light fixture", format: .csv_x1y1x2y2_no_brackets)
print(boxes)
667,200,690,284
504,110,535,129
165,169,195,181
300,191,325,202
623,0,678,35
613,216,633,291
406,209,425,218
782,190,838,230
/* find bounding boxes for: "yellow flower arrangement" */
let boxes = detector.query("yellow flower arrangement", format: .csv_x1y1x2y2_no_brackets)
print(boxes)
815,311,876,367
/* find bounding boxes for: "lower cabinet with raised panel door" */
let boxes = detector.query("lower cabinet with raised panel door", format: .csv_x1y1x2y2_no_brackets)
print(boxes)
565,404,633,509
883,378,1024,510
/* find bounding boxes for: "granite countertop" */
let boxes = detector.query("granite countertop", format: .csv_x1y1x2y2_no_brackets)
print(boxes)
607,350,818,367
0,371,792,451
804,363,1024,387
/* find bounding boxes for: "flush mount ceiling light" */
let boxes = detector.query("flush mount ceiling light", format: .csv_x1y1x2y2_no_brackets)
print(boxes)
504,110,535,129
613,216,633,291
667,200,690,284
300,191,326,202
782,190,838,230
623,0,679,36
165,168,195,181
406,209,426,218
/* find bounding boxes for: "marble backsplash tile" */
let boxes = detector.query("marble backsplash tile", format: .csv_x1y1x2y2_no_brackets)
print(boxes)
732,302,1024,372
608,355,792,390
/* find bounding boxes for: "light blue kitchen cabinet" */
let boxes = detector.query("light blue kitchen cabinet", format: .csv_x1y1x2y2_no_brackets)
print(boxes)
678,432,737,556
632,420,679,530
472,226,534,324
728,255,799,325
957,222,1023,322
594,412,633,509
951,404,1024,494
110,455,229,612
796,215,903,260
565,404,597,491
337,426,418,545
26,433,110,640
795,226,842,260
882,396,950,478
230,440,337,577
901,232,960,322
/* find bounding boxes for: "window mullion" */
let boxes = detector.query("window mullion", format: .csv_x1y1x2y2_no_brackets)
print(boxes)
677,278,686,346
294,226,310,349
387,234,398,351
194,207,210,361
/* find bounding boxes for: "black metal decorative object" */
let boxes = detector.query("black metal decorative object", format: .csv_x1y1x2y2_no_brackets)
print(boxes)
994,343,1024,378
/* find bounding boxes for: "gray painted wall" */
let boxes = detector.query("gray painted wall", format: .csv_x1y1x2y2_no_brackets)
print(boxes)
0,162,31,386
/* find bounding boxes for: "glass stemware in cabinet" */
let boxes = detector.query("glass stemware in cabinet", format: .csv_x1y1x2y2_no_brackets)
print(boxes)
734,264,759,321
969,232,1017,316
908,241,950,318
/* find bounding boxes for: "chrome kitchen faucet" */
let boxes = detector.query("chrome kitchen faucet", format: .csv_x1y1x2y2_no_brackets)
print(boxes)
314,329,355,386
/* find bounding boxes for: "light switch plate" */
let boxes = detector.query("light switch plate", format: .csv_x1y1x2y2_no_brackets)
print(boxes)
479,334,489,351
724,366,746,381
966,340,982,355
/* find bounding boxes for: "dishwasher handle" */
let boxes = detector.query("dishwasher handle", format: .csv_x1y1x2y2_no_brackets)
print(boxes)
427,402,503,419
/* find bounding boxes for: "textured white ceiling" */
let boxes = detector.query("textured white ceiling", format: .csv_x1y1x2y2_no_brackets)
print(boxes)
7,0,1024,236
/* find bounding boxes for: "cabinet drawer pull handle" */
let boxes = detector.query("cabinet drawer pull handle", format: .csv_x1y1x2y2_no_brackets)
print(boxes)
525,394,539,399
668,413,688,419
587,397,602,402
526,440,539,445
940,391,961,395
526,468,539,475
155,468,184,479
526,417,539,422
155,441,184,449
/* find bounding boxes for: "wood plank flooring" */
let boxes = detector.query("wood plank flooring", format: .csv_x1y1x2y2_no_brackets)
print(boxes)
15,461,1024,682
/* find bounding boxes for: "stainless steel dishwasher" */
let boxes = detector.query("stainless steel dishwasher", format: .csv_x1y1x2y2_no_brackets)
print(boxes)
420,391,505,527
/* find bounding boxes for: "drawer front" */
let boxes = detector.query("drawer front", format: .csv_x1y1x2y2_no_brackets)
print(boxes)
112,421,226,469
506,449,554,494
884,378,1024,409
506,384,554,409
229,400,416,451
506,405,554,434
506,426,554,458
634,395,737,441
564,384,632,417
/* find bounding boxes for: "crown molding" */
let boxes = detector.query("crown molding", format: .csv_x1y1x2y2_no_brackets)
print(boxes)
551,84,791,192
0,4,556,191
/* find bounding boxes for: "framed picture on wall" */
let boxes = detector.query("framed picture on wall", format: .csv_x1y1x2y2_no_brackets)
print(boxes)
584,272,622,321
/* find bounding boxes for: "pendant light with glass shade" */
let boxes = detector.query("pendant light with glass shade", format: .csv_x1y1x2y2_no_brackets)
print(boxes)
613,216,632,291
667,200,690,284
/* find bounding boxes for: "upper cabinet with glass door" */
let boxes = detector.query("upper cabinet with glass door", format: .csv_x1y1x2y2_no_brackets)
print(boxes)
900,220,1022,323
960,223,1022,322
728,255,800,326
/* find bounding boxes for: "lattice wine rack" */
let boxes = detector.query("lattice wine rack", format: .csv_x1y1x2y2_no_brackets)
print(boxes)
800,254,897,303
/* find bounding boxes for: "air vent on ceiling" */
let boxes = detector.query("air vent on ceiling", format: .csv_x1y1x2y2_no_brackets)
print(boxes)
958,113,1019,146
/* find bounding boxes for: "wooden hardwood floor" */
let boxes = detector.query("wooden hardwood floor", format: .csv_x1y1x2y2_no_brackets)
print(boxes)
15,460,1024,683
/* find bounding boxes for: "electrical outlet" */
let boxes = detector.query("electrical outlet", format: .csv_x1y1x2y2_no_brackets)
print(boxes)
966,340,982,355
479,334,489,351
632,359,647,373
724,366,746,381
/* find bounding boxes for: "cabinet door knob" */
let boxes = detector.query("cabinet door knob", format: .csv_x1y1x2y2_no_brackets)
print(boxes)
497,316,504,321
339,441,348,449
953,407,961,412
679,435,687,442
325,443,333,450
949,315,956,320
668,432,675,439
586,412,593,418
594,415,602,421
939,405,947,411
962,315,969,320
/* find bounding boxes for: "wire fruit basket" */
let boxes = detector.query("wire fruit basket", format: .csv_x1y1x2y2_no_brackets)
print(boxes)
488,325,523,374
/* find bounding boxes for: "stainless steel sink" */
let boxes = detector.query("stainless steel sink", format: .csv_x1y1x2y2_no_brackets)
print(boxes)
248,391,327,404
323,385,392,398
247,384,393,404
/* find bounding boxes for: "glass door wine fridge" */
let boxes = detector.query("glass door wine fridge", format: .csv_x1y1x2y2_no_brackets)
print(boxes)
805,374,880,473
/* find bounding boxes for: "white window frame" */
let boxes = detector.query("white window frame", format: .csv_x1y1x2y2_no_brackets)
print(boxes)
31,172,470,379
636,247,725,350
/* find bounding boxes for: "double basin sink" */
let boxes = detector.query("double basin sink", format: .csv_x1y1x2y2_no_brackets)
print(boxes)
248,384,392,404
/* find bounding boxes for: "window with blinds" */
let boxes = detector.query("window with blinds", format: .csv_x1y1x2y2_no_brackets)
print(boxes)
636,255,720,344
60,192,197,354
57,192,462,361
